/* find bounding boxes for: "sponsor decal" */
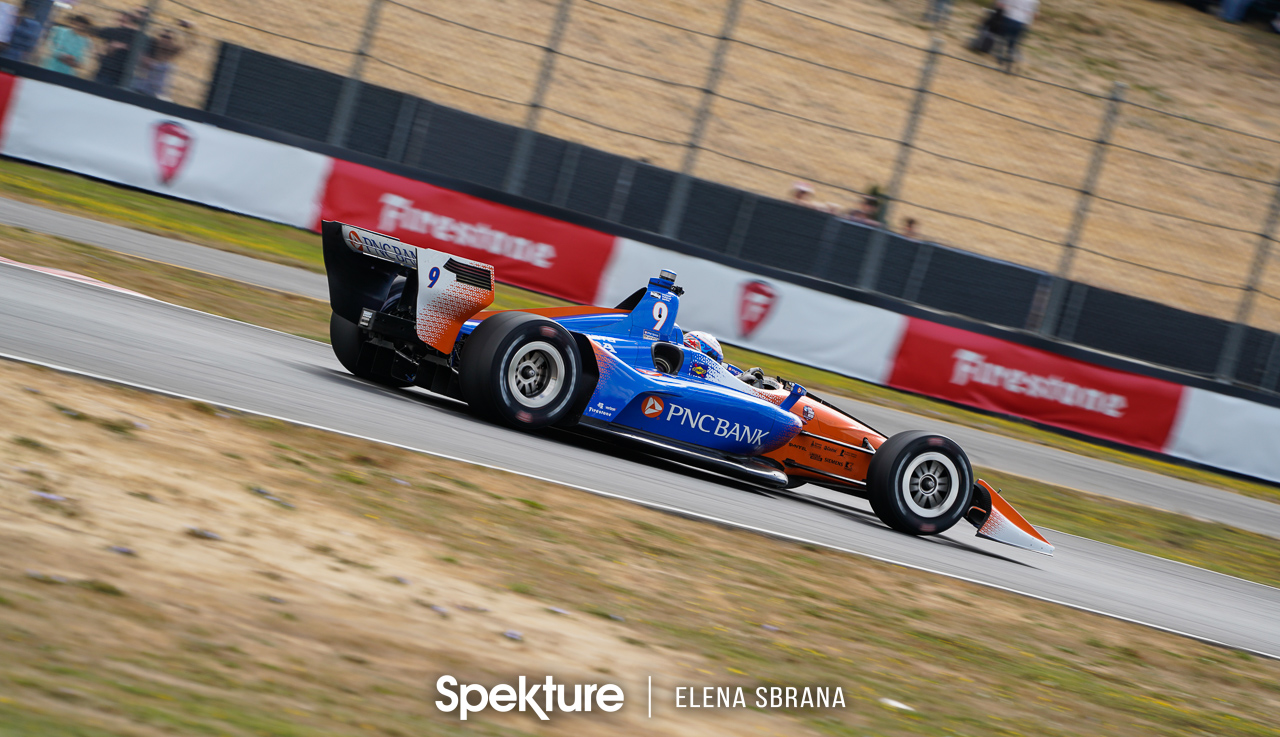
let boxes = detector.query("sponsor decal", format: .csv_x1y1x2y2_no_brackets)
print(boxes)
950,349,1127,417
664,403,768,445
341,225,418,269
379,194,555,269
641,396,665,418
691,363,707,378
802,405,815,422
153,121,192,185
738,280,778,338
889,318,1184,451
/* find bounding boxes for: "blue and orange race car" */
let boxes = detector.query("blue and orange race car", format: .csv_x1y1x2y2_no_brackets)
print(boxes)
323,221,1053,555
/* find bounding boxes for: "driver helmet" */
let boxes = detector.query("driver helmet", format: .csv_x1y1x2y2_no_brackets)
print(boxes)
683,330,724,364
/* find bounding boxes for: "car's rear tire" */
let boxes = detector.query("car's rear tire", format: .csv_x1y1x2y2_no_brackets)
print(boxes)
867,431,973,536
329,311,413,388
459,312,584,429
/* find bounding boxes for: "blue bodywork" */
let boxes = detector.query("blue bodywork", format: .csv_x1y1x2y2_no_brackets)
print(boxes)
460,273,803,457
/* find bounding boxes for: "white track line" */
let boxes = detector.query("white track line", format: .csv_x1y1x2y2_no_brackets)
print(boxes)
4,257,1277,658
1,349,1276,661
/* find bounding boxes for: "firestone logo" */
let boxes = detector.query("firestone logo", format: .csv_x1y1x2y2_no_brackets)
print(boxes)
153,121,192,185
950,349,1128,418
378,194,556,268
739,280,777,338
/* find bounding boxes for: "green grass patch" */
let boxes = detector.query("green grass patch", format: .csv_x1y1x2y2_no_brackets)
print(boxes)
984,468,1280,588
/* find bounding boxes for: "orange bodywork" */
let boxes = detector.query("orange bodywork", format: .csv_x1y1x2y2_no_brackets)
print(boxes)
752,388,887,489
472,305,630,321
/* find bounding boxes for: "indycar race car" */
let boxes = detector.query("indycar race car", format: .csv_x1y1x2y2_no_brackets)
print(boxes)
323,221,1053,555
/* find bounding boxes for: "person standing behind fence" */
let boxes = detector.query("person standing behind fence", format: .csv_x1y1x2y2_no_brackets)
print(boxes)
1,2,44,62
132,19,192,98
93,10,141,86
40,14,93,76
995,0,1038,71
924,0,953,26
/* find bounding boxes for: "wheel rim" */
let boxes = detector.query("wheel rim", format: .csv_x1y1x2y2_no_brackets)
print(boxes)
900,451,960,518
506,341,564,409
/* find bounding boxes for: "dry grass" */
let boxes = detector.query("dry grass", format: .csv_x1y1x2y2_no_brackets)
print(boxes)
42,0,1280,329
5,359,1280,735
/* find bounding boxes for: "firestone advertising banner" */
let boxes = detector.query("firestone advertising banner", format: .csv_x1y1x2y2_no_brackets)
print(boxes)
889,318,1185,451
0,76,329,228
318,159,616,304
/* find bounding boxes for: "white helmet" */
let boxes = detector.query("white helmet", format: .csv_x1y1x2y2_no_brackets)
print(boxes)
683,330,724,364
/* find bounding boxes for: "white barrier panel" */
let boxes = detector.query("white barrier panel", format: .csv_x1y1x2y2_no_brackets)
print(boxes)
0,78,330,229
1164,388,1280,484
598,238,908,384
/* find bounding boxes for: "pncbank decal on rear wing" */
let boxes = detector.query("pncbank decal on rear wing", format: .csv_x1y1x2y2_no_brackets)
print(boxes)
322,220,495,354
341,223,418,269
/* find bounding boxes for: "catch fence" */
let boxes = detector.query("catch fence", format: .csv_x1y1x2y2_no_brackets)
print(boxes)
11,0,1280,387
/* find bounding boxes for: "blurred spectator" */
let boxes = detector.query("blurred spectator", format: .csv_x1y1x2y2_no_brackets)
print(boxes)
132,19,192,98
924,0,952,26
94,9,141,86
994,0,1038,70
967,4,1003,55
40,14,93,76
789,181,836,213
1,2,43,62
1218,0,1253,22
0,3,20,49
902,217,920,239
844,196,882,228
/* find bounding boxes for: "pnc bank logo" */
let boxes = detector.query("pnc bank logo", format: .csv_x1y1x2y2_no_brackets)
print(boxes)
641,396,665,418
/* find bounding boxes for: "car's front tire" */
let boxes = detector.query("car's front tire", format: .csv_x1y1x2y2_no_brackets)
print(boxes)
459,312,584,429
867,431,973,536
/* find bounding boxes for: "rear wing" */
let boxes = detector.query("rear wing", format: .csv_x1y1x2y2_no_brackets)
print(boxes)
321,221,495,353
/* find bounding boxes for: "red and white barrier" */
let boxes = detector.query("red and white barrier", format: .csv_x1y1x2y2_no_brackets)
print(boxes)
597,238,908,385
317,159,615,304
889,319,1185,451
0,76,329,229
1165,389,1280,483
1,71,1278,483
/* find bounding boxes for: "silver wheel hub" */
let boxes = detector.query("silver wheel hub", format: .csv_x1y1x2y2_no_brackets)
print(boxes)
901,452,960,518
506,341,564,409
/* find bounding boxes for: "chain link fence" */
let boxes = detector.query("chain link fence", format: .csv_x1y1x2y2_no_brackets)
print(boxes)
13,0,1280,342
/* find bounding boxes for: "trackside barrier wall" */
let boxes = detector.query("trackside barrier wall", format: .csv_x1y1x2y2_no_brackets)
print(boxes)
0,77,329,229
0,71,1278,485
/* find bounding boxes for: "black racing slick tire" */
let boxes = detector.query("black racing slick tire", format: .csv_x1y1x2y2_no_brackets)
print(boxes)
329,311,413,389
866,431,973,536
459,312,585,429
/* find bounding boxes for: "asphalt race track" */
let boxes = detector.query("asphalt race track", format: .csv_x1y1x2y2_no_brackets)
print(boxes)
3,262,1279,657
3,196,1279,538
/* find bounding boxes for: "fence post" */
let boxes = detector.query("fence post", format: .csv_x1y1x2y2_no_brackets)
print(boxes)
327,0,386,146
120,0,163,91
1034,81,1125,335
659,0,746,238
503,0,576,194
857,38,941,291
1215,172,1280,382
